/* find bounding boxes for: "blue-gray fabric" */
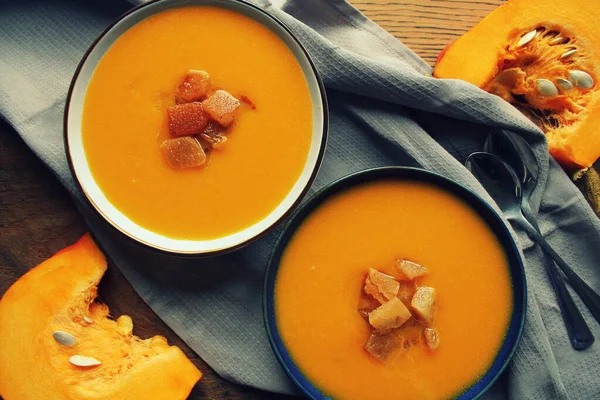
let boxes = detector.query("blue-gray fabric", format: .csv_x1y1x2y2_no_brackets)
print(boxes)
0,0,599,398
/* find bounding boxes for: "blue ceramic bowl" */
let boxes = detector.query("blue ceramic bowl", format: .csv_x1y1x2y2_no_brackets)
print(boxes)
264,166,526,400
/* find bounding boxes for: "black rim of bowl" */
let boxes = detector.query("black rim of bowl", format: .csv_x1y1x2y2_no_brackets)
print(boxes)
63,0,329,257
264,166,527,400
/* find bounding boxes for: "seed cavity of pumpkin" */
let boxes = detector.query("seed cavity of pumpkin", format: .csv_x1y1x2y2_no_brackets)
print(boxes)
481,25,597,133
69,355,102,367
52,330,78,347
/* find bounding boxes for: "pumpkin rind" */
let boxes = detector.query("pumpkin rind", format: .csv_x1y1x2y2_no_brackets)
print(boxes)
434,0,600,169
0,234,202,400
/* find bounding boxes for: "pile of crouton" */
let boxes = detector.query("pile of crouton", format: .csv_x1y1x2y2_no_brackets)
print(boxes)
160,69,251,170
360,260,439,362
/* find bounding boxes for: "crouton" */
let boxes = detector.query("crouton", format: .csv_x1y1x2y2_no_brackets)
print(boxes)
423,328,440,352
357,289,380,320
395,259,428,281
411,287,436,326
358,290,381,310
368,297,412,332
167,102,208,137
364,332,402,362
175,70,210,103
364,268,399,304
160,137,206,169
202,90,240,127
397,282,417,304
199,121,228,149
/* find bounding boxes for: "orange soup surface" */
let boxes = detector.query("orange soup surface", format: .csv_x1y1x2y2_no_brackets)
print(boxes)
275,180,514,400
82,7,313,240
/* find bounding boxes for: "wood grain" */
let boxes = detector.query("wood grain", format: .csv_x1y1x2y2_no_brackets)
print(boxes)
352,0,505,64
0,1,503,399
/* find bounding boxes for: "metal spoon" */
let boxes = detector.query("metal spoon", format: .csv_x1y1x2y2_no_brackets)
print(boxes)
484,129,538,225
484,130,600,325
466,152,594,350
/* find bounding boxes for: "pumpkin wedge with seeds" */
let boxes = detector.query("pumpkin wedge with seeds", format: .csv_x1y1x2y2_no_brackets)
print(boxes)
0,234,201,400
434,0,600,170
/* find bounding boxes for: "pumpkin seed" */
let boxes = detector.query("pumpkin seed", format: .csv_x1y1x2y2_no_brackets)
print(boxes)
116,315,133,336
569,70,594,89
560,49,578,59
69,355,102,367
52,330,77,347
517,30,538,47
556,78,574,91
83,316,94,324
494,68,525,87
535,79,559,96
549,36,568,45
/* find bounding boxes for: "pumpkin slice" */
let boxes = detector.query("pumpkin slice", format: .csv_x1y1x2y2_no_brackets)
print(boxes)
0,234,201,400
434,0,600,169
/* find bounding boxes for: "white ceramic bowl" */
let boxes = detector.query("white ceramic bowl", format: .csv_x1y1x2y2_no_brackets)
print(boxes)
65,0,327,255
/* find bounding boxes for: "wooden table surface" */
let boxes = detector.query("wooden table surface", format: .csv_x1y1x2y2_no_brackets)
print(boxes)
0,1,505,399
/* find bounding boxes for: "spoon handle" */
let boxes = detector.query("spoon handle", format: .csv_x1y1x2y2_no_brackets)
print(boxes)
516,215,600,325
512,216,595,350
546,259,596,350
521,202,540,231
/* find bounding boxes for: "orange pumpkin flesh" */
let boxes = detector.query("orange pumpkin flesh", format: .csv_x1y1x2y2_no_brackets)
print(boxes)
0,234,202,400
434,0,600,170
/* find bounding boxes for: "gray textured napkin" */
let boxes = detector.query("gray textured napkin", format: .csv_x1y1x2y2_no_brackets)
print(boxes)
1,0,599,398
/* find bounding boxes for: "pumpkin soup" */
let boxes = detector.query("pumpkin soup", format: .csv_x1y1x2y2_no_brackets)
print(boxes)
82,6,313,240
275,180,513,400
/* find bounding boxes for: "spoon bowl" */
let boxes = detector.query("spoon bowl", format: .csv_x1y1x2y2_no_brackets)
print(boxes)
484,129,539,220
465,152,523,219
